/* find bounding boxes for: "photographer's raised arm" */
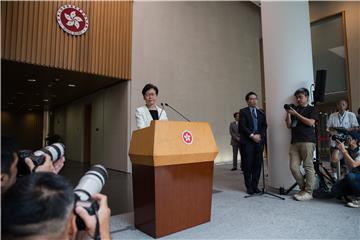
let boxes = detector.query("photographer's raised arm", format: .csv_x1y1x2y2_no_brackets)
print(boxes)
287,107,315,127
285,112,292,129
336,140,360,169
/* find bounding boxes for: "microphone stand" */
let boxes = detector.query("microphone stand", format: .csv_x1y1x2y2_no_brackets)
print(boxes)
164,103,191,122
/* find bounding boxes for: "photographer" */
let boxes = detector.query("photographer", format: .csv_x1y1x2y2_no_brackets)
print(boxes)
285,88,319,201
1,172,111,240
331,132,360,208
326,100,358,176
1,136,64,194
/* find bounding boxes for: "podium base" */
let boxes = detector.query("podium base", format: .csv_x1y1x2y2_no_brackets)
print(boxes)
132,161,214,238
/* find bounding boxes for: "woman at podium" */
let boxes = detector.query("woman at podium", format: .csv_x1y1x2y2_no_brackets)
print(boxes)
135,83,168,129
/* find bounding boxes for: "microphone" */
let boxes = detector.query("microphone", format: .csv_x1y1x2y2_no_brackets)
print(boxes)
159,103,165,119
164,103,191,122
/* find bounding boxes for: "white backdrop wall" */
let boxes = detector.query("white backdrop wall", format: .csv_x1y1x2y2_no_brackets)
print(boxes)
131,1,263,163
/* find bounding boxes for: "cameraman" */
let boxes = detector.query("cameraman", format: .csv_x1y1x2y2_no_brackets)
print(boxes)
331,132,360,208
1,136,65,194
326,100,358,175
285,88,319,201
2,172,111,239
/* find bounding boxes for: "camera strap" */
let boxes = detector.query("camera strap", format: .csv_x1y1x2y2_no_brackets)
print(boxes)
94,210,101,240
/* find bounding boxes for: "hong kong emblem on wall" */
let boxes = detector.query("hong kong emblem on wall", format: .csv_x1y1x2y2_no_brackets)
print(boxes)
57,5,89,36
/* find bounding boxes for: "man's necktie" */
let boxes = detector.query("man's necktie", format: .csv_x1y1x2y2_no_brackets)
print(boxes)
251,108,258,132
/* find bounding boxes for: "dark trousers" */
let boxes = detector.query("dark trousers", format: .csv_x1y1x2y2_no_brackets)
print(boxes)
331,172,360,198
232,145,240,169
240,143,264,191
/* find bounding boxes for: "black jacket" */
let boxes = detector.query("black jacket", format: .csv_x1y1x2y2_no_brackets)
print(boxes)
238,107,267,144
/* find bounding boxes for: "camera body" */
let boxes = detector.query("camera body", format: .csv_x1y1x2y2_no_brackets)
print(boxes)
74,165,108,231
284,104,296,110
331,134,349,143
17,143,65,176
75,198,100,230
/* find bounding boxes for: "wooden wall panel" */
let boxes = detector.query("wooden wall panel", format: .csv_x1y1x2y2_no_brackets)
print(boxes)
1,1,132,80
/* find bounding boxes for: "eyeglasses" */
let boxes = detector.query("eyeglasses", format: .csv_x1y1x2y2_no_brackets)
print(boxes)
145,93,156,97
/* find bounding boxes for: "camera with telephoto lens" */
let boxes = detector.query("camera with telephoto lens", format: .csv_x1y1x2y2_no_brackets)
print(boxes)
74,165,108,231
16,143,65,176
284,104,296,110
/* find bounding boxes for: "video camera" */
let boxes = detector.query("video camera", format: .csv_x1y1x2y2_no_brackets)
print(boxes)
17,143,65,176
74,165,108,231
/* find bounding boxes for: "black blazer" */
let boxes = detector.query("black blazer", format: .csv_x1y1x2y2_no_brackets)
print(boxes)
238,107,267,144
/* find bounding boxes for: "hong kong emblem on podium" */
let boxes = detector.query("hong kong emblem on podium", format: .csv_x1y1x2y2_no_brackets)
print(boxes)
57,5,89,36
182,130,193,145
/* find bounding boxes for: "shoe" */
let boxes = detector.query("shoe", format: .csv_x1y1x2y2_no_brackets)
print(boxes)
253,188,261,194
294,191,313,201
246,189,254,195
347,200,360,208
231,168,237,171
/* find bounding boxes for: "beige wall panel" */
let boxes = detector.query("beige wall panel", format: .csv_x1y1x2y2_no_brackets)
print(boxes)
1,1,132,79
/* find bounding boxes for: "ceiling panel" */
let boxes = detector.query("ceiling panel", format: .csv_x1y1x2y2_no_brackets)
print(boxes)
1,60,126,112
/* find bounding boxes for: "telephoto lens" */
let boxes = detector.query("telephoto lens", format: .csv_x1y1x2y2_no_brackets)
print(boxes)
74,165,108,201
74,165,108,231
32,143,65,162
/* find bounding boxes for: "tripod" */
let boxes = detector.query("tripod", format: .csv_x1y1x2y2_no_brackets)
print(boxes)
244,147,285,200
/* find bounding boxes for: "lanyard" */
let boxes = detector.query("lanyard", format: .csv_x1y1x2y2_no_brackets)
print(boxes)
338,112,347,126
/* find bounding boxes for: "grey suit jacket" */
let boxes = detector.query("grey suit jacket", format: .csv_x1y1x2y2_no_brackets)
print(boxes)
229,121,240,146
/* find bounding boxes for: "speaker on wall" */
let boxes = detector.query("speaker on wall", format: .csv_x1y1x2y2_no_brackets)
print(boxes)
314,70,327,103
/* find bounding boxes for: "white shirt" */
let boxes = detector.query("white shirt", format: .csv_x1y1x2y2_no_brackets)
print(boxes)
135,105,168,129
327,111,359,147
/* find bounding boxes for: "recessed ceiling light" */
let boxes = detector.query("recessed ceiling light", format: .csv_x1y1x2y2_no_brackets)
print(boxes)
43,99,49,102
54,78,60,82
27,79,36,82
68,84,76,87
48,84,53,87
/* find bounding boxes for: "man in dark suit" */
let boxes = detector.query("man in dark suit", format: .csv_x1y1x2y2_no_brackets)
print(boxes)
229,112,242,171
239,92,267,195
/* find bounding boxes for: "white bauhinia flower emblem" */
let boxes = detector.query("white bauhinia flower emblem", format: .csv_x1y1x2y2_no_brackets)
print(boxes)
184,133,191,142
65,11,83,29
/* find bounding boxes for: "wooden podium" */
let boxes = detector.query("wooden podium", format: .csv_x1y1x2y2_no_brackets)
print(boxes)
129,121,218,238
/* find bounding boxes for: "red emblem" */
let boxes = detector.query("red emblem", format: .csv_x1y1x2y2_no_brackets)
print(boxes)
57,5,89,36
182,130,193,145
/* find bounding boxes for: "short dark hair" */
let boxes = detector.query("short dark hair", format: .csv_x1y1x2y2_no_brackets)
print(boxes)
337,99,348,105
294,88,309,97
349,131,360,144
2,172,75,239
142,83,159,96
1,136,18,174
357,107,360,115
245,92,257,101
233,112,239,118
